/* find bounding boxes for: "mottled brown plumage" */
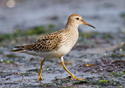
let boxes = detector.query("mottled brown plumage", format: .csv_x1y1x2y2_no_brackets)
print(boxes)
12,14,95,81
25,33,60,51
12,31,63,52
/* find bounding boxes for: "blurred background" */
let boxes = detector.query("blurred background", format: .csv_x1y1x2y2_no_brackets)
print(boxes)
0,0,125,33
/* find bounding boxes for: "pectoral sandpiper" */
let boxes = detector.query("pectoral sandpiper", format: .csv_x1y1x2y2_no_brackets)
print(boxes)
12,14,95,81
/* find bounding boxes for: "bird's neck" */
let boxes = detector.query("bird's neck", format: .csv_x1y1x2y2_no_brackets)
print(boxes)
65,23,79,39
65,23,78,31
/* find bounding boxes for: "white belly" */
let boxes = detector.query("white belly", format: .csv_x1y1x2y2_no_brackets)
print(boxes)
22,45,72,59
41,45,72,59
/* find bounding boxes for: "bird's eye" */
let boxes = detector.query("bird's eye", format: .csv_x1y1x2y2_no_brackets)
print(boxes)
76,18,79,20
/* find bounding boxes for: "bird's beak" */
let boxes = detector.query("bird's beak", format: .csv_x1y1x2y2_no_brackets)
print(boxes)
82,21,95,29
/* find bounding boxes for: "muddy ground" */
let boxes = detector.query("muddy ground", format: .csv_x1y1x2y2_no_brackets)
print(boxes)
0,30,125,88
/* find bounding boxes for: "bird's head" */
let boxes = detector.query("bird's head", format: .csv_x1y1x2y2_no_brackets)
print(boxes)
67,14,95,28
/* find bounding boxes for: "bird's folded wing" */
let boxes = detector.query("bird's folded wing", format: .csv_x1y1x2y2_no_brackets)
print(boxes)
12,33,61,52
24,33,60,51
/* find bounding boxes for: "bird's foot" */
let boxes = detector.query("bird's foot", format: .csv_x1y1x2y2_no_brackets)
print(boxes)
71,75,84,80
38,74,43,81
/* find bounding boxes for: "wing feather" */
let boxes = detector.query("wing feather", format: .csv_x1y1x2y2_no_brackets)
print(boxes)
24,33,60,51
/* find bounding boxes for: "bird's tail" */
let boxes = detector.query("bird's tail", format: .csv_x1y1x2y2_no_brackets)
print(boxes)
11,46,25,52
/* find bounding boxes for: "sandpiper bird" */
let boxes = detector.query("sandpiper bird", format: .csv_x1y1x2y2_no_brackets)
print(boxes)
12,14,95,81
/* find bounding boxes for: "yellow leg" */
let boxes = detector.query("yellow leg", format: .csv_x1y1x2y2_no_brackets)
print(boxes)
61,56,84,80
38,58,45,81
